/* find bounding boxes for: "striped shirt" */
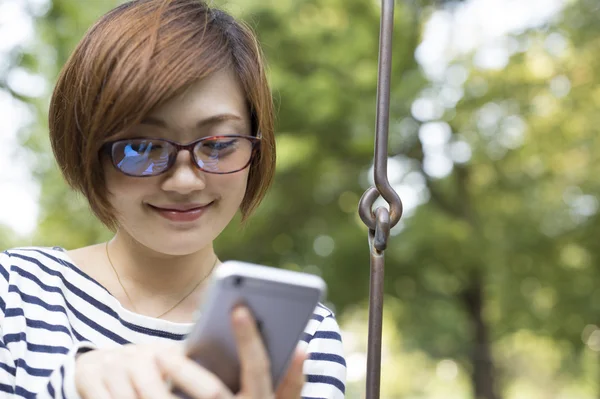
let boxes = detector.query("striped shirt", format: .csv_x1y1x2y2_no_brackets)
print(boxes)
0,247,346,398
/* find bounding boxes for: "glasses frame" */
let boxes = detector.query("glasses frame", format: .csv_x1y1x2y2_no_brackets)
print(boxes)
102,134,261,177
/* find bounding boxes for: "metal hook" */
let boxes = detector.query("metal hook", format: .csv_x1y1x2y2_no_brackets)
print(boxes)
357,1,403,398
358,0,403,237
373,207,391,252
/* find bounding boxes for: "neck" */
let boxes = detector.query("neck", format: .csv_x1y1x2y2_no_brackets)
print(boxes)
108,230,218,299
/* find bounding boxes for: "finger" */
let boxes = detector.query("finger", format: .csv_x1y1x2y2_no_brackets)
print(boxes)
104,370,139,399
78,382,112,399
129,357,178,399
156,350,233,399
276,348,307,399
231,306,272,397
75,353,113,399
154,342,185,376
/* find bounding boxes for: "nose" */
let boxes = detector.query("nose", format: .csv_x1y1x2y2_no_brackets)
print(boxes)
160,150,207,194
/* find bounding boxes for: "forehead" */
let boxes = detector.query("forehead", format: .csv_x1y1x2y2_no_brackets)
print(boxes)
146,68,249,131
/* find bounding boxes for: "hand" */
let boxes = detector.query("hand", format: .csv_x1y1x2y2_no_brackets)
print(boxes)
75,341,190,399
159,306,308,399
75,306,307,399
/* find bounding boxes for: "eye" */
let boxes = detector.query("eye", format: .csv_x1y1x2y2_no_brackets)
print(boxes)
125,140,165,153
198,138,239,156
148,143,165,151
205,139,237,150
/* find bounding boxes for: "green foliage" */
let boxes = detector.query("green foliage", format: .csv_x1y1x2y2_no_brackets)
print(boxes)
2,0,600,397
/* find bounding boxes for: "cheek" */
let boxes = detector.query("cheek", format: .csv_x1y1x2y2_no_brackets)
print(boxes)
104,166,148,210
210,170,249,204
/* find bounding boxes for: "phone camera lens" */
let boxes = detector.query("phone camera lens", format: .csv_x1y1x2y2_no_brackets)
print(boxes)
233,276,244,287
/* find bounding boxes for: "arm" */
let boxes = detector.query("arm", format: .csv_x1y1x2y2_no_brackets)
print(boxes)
0,251,96,399
38,342,96,399
300,307,347,399
0,251,17,396
0,333,17,396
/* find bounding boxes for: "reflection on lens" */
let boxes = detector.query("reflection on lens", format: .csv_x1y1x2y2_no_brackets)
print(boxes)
194,137,253,173
113,139,171,176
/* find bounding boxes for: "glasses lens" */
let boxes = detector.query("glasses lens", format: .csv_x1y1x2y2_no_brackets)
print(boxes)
111,139,172,176
194,136,254,173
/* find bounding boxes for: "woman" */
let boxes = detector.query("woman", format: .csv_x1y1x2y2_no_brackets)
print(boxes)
0,0,346,398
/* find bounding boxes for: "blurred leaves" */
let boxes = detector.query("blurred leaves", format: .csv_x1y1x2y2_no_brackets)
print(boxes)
1,0,600,397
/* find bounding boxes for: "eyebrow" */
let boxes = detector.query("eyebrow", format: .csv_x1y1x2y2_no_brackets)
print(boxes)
140,113,244,129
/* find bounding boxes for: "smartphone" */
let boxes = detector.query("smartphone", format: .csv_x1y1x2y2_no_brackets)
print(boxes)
183,260,326,393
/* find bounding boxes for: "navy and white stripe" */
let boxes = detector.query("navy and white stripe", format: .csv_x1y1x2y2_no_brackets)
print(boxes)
0,248,346,398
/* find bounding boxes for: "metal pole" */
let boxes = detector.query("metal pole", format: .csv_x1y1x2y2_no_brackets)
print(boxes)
358,1,403,398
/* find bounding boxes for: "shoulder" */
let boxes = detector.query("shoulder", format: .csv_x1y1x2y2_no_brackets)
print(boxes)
314,303,336,320
300,303,347,399
2,246,71,269
303,303,340,339
0,247,75,310
0,246,78,284
302,304,345,360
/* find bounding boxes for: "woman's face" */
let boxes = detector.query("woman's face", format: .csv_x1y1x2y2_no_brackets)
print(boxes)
104,68,252,255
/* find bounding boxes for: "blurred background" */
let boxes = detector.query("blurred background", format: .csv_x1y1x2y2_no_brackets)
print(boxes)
1,0,599,397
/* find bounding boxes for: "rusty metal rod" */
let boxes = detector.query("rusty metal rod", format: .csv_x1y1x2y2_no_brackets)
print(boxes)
373,0,402,226
366,243,385,399
366,206,390,399
360,1,403,398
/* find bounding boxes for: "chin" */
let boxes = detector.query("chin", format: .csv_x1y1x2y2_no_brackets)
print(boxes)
132,230,213,257
152,244,207,257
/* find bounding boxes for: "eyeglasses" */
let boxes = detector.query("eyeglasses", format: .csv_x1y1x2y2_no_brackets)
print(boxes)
102,135,260,177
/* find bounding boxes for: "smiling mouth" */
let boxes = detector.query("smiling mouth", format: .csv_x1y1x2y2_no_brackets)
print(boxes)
147,202,214,222
149,202,213,212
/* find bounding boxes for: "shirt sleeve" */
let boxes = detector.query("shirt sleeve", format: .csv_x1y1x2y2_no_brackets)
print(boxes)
38,341,96,399
300,307,347,399
0,250,96,399
0,251,16,395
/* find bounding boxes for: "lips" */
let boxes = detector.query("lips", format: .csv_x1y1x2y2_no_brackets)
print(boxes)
151,203,211,212
148,202,213,222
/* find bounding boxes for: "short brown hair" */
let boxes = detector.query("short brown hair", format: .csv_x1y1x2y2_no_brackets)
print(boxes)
49,0,275,230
